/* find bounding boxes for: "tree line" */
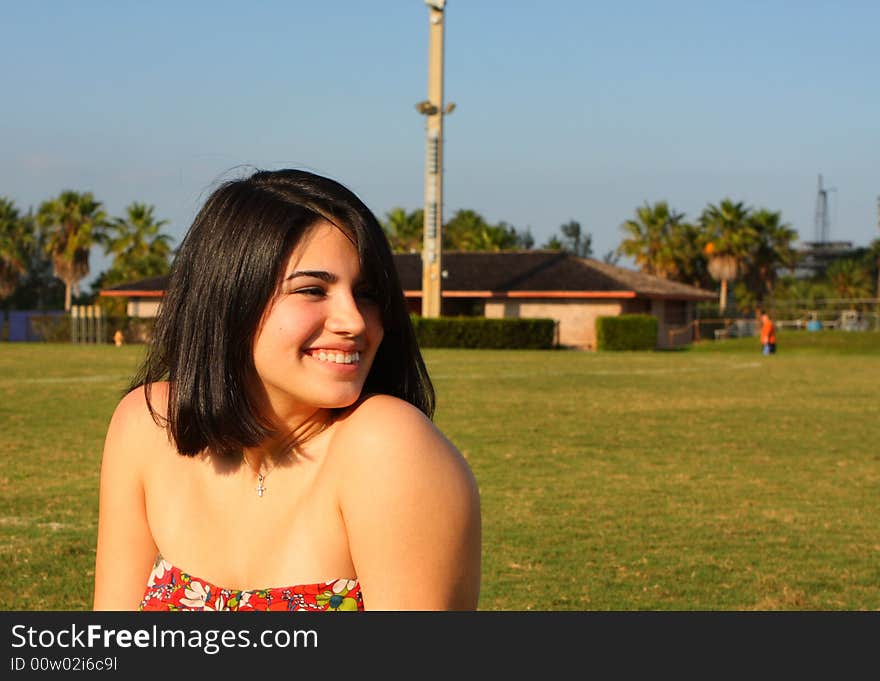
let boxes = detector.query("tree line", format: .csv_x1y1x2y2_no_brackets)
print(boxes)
615,199,879,311
385,201,880,312
2,191,878,315
384,207,598,258
0,192,172,312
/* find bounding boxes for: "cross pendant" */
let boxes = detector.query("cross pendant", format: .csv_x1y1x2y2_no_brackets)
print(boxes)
256,473,266,498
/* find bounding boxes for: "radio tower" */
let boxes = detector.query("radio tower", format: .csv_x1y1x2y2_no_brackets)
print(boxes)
814,174,836,243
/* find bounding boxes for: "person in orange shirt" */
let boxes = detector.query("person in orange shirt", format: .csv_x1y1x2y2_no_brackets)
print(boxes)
758,309,776,355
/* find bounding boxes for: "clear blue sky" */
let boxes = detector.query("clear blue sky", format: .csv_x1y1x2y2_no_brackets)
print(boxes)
2,1,878,286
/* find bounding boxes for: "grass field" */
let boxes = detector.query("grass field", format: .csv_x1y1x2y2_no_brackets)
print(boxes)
1,331,878,610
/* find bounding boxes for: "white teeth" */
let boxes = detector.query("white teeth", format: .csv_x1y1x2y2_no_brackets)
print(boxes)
311,350,359,364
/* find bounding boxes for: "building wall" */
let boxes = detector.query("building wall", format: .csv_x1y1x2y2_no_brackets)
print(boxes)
485,298,624,350
127,299,161,318
485,297,698,349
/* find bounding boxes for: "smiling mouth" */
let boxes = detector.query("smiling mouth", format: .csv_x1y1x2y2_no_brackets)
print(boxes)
307,350,361,365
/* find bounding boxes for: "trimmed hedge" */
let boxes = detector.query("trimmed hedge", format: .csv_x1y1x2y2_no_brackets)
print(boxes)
596,314,658,351
411,316,556,349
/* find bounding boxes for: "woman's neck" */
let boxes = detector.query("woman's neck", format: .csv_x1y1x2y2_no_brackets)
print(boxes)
246,407,333,467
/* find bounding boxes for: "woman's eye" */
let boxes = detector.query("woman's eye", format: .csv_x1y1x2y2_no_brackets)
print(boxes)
294,287,326,297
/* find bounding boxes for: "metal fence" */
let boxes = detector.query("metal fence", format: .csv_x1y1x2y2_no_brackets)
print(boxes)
766,298,880,332
668,303,880,345
1,309,155,344
70,305,106,344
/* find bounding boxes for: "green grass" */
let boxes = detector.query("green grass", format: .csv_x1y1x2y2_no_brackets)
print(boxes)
1,333,878,610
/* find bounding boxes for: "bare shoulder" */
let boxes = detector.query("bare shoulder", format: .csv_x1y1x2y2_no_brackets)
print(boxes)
104,382,171,458
95,382,167,609
332,394,473,486
338,393,434,438
329,394,481,609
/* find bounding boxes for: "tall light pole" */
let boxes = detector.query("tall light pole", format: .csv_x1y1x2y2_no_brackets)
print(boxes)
415,0,454,318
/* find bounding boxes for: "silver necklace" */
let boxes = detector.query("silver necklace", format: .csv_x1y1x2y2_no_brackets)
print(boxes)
242,453,270,498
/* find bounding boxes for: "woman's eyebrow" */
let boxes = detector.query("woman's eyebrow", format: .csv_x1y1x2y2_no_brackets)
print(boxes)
284,270,337,283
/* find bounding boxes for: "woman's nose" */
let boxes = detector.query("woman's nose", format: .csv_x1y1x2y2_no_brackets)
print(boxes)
326,292,367,336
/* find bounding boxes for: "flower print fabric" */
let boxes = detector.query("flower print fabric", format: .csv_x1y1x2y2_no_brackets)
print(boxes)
139,558,364,611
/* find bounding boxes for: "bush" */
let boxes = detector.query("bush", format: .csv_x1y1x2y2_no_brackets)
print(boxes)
411,316,556,349
596,314,658,351
119,316,156,344
29,313,71,342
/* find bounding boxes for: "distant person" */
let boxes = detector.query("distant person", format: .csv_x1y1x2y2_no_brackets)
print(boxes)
93,169,481,611
759,309,776,355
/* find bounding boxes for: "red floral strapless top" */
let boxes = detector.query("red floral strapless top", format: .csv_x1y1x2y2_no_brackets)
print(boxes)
139,558,364,611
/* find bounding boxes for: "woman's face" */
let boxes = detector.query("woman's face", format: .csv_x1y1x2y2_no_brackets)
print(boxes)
251,220,384,421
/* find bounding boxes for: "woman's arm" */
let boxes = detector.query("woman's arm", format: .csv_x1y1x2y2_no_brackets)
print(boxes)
93,388,160,610
336,395,481,610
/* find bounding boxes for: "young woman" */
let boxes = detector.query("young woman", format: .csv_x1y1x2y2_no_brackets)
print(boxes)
93,169,481,611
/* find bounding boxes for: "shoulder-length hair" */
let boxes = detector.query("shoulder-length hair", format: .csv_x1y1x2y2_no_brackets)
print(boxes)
132,168,434,458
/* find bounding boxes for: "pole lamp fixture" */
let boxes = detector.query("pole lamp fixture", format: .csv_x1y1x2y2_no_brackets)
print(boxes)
415,0,454,318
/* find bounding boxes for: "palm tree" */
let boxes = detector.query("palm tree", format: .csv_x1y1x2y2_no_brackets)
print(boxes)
771,275,831,310
443,209,493,250
0,198,34,300
826,259,872,300
382,207,423,253
617,201,684,278
699,199,756,312
102,202,174,284
36,191,107,310
742,209,799,305
666,219,709,288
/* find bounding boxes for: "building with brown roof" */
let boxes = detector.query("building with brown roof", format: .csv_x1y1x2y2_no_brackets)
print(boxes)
100,251,717,350
99,275,166,319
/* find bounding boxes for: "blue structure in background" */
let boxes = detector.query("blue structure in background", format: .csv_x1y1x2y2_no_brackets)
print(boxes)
4,310,65,341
